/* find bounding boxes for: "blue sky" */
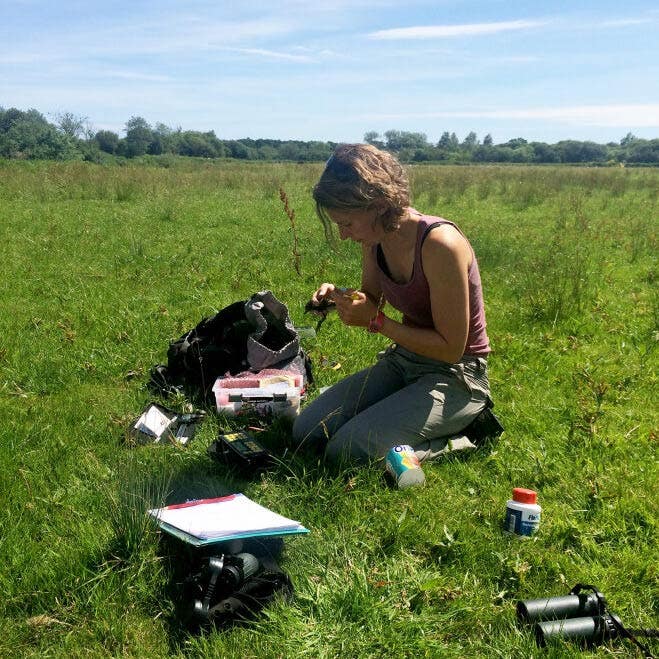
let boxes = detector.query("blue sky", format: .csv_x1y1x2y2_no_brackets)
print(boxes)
2,0,658,144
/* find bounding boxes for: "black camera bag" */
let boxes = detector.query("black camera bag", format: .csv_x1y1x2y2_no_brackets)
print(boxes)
182,550,293,630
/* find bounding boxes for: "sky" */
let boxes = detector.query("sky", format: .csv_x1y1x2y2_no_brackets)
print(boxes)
2,0,658,145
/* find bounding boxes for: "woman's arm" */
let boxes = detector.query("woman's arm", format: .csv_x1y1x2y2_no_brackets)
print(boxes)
335,226,471,363
388,225,471,362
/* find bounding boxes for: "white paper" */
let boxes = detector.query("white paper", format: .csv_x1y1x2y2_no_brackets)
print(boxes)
134,405,174,437
148,493,307,541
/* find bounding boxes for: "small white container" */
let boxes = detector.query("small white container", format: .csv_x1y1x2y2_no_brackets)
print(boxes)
505,488,541,536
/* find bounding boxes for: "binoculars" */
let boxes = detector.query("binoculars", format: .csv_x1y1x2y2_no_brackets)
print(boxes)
517,584,622,647
187,552,261,623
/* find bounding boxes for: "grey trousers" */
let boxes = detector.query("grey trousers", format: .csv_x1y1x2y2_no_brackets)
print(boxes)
292,344,490,465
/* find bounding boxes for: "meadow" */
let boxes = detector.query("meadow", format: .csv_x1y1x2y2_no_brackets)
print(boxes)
0,159,656,658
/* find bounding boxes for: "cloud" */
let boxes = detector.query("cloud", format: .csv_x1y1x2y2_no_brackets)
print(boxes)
596,18,654,28
226,47,315,63
368,19,547,40
2,16,300,63
364,105,659,127
103,70,174,82
0,53,47,64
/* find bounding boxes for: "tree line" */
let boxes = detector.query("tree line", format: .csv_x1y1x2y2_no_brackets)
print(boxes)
1,107,658,165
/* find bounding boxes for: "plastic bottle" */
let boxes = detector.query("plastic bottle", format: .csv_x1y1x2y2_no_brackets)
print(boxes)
505,488,541,536
385,445,425,489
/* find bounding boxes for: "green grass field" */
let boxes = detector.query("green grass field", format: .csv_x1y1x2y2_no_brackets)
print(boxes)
0,159,656,658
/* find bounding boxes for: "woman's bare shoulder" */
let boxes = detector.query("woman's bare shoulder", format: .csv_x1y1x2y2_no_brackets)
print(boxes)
423,223,471,263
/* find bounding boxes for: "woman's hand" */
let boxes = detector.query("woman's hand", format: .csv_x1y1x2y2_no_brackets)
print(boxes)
333,288,376,327
309,282,338,307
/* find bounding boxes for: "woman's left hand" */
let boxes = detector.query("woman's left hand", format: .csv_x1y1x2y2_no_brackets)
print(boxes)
333,289,376,327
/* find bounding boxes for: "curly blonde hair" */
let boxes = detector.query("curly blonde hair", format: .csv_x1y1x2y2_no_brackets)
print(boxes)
313,143,410,241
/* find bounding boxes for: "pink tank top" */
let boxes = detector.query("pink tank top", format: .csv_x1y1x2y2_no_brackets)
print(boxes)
373,213,490,357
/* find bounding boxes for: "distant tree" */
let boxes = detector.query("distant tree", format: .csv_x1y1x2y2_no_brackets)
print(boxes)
225,140,255,159
437,131,451,149
620,132,637,147
147,134,164,155
364,131,385,149
278,142,304,161
473,145,494,162
396,147,413,162
176,131,219,158
0,109,78,159
152,123,180,154
411,147,433,162
56,112,88,139
492,146,517,163
556,140,607,163
384,130,403,150
95,130,120,154
0,107,25,132
626,138,659,163
530,141,559,163
384,130,428,151
306,140,333,161
2,105,656,165
204,131,225,157
257,144,278,160
502,137,528,149
437,131,459,152
509,145,533,163
462,131,479,150
123,116,153,157
154,122,173,138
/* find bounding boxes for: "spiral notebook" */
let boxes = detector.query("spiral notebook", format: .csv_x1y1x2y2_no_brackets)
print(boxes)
148,493,309,547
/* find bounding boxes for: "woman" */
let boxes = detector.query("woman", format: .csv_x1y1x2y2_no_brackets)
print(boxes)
292,143,491,465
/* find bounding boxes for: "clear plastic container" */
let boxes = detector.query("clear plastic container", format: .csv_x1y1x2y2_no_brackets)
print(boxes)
213,378,302,419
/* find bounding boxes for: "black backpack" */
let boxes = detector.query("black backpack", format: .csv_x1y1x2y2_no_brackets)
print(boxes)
168,300,252,391
149,291,312,402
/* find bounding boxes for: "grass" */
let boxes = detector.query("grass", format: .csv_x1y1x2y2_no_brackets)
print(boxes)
0,159,657,658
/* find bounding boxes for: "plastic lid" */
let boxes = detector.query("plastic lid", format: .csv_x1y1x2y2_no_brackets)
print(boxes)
512,487,537,504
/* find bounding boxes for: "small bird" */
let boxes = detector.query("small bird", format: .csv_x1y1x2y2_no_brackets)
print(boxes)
304,288,358,332
304,297,337,333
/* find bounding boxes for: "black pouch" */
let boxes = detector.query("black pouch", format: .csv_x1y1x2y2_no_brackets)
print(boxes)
462,399,504,445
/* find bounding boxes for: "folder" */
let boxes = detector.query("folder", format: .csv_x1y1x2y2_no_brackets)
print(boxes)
148,493,309,547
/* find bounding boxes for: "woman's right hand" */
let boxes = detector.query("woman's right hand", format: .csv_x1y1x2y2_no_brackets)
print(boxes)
310,283,337,307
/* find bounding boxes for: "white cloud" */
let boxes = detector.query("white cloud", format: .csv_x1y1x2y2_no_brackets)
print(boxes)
597,18,654,28
0,53,47,64
2,16,300,62
103,70,173,82
368,19,547,40
364,105,659,127
517,105,659,127
226,47,315,63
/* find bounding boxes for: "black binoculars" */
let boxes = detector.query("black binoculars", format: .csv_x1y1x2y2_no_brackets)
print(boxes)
517,584,622,647
187,552,261,623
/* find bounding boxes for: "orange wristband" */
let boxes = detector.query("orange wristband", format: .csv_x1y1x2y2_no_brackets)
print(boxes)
367,310,385,333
